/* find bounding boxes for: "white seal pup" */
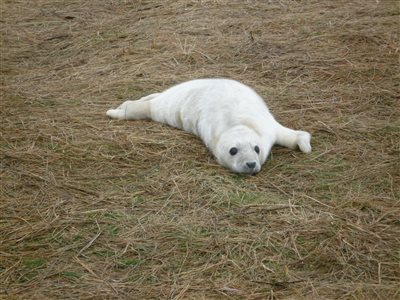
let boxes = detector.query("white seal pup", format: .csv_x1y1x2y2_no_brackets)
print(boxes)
106,79,311,174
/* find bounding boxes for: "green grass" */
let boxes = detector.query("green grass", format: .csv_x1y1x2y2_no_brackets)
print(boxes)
61,271,82,280
118,258,142,268
23,258,46,269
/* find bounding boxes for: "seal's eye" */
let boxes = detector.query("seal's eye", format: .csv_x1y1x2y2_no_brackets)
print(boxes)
254,145,260,154
229,147,238,156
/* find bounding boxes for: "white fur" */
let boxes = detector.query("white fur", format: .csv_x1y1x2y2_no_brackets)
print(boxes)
106,79,311,174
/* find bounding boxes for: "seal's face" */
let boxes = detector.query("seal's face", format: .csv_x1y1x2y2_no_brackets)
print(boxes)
226,143,262,174
215,128,270,174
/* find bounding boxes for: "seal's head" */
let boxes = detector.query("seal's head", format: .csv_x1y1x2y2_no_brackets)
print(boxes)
215,126,271,174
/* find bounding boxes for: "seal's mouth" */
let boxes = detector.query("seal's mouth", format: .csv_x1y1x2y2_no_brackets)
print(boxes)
251,170,260,176
243,170,260,176
235,165,261,175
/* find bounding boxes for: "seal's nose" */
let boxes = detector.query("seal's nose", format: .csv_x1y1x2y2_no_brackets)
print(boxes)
246,162,256,169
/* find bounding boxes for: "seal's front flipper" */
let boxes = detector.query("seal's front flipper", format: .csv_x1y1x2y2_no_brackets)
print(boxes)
274,124,312,153
296,131,312,153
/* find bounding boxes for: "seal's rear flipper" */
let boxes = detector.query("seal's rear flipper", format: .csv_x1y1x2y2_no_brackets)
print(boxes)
106,94,160,120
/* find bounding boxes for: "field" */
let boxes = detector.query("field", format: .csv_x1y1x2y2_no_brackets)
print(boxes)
1,0,399,299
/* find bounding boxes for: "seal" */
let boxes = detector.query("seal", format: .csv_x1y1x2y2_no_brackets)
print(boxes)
106,79,312,174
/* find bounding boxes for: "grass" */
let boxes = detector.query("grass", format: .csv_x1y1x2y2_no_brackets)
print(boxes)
1,0,399,299
22,258,46,269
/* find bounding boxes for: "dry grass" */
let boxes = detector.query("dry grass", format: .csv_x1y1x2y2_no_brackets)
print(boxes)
1,0,399,299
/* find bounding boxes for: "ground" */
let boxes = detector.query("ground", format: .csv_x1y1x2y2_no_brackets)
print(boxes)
1,0,399,299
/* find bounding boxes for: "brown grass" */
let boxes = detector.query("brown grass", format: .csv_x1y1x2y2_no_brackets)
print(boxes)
1,0,399,299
